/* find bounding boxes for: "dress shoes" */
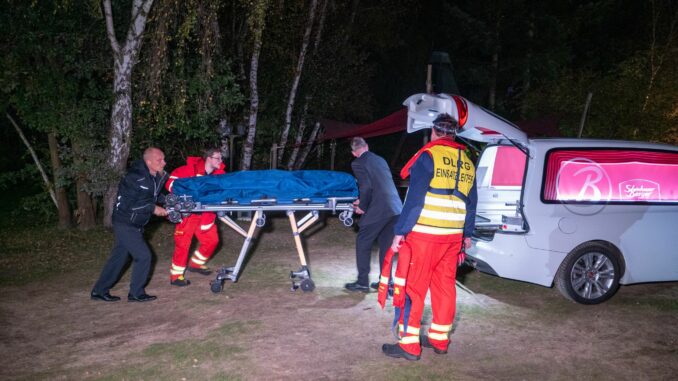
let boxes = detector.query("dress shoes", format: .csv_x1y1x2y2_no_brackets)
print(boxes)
90,291,121,302
344,281,370,293
370,282,379,290
382,343,420,361
127,293,157,302
420,334,448,354
187,266,212,276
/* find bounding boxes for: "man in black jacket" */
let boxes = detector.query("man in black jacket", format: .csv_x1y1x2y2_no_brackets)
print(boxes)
345,137,403,292
91,147,168,303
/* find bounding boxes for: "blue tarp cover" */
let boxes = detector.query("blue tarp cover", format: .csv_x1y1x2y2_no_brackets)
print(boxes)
171,170,358,204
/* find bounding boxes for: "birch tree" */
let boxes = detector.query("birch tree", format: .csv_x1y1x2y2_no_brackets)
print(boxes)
241,0,269,170
102,0,155,227
287,0,328,170
277,0,318,167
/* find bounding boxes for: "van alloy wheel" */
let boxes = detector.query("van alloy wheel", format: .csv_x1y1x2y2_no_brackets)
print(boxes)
555,242,622,304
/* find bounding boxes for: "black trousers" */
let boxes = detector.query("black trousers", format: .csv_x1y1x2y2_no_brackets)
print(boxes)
355,215,399,286
92,223,153,297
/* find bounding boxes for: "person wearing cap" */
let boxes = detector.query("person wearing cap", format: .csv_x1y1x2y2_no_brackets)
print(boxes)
344,137,402,293
381,113,477,360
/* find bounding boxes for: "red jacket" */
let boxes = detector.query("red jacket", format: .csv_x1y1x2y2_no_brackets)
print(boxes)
166,156,226,226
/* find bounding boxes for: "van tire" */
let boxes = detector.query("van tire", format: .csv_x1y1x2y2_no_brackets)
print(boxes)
555,242,621,304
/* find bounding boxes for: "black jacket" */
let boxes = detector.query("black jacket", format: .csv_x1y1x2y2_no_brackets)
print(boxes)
351,151,402,227
112,159,168,227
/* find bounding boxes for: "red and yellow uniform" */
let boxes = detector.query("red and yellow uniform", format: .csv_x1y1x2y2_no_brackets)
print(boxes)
381,137,477,356
165,157,225,281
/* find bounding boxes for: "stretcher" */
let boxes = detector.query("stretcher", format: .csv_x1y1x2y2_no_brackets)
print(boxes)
165,170,358,293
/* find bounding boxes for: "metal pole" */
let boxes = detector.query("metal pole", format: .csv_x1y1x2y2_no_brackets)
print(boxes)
229,135,235,171
578,92,593,138
426,64,433,94
270,143,278,169
330,140,336,170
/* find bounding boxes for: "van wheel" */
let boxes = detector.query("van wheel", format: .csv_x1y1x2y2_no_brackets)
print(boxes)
555,242,621,304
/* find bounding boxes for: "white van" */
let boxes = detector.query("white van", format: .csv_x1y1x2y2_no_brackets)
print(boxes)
404,93,678,304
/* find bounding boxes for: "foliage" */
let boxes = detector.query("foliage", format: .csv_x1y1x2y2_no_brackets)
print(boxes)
1,0,677,228
135,0,245,163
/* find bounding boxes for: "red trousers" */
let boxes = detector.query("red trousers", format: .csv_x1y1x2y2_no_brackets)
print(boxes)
170,214,218,280
398,231,462,356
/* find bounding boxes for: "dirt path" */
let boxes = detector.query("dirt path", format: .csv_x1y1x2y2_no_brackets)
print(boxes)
1,218,677,380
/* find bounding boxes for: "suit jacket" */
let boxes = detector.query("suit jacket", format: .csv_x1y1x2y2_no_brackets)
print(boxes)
351,151,402,227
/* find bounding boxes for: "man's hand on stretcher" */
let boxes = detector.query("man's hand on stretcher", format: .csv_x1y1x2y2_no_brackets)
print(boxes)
352,200,365,215
154,205,168,217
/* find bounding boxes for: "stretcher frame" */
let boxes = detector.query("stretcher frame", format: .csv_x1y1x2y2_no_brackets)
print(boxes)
165,195,356,293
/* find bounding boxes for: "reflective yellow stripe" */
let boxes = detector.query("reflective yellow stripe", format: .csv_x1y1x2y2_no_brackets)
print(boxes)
399,324,404,333
191,257,206,265
430,323,452,332
170,269,184,275
400,335,420,344
200,223,214,230
193,250,207,260
424,195,467,209
412,224,463,235
380,276,389,284
428,332,449,341
406,325,420,335
419,209,466,221
172,264,186,271
393,277,406,286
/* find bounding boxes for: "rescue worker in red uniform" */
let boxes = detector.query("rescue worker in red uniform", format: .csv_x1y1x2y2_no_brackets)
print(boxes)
381,114,477,361
165,148,226,286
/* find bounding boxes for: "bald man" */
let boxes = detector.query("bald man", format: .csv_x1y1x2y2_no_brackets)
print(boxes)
91,147,169,303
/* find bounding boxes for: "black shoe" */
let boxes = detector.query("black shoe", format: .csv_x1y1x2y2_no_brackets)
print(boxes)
90,291,121,302
187,266,211,276
128,293,157,302
370,282,379,290
170,277,191,287
421,334,448,354
344,281,370,293
382,343,420,361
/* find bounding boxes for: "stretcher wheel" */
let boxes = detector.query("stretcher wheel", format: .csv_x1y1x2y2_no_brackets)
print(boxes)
300,278,315,292
182,200,196,211
343,217,353,227
165,193,178,207
256,216,266,227
339,211,347,222
210,280,223,293
167,210,182,224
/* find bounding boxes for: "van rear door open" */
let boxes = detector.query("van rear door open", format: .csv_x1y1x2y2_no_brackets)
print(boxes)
474,145,527,237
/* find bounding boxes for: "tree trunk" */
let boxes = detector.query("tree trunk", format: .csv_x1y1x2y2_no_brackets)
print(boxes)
102,0,155,227
48,132,72,229
71,141,97,230
488,39,499,110
294,121,322,169
286,101,309,170
278,0,318,167
521,3,534,119
286,0,327,170
241,0,269,170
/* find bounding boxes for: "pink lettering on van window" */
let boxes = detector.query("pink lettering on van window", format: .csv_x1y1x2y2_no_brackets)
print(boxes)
544,149,678,203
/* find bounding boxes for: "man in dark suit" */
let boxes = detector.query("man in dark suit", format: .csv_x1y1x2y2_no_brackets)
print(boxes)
345,137,403,292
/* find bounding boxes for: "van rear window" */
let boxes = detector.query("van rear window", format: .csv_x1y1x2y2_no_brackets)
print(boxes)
543,149,678,203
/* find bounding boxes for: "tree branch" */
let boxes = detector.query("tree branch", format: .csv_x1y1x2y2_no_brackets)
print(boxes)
102,0,120,54
6,113,57,207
